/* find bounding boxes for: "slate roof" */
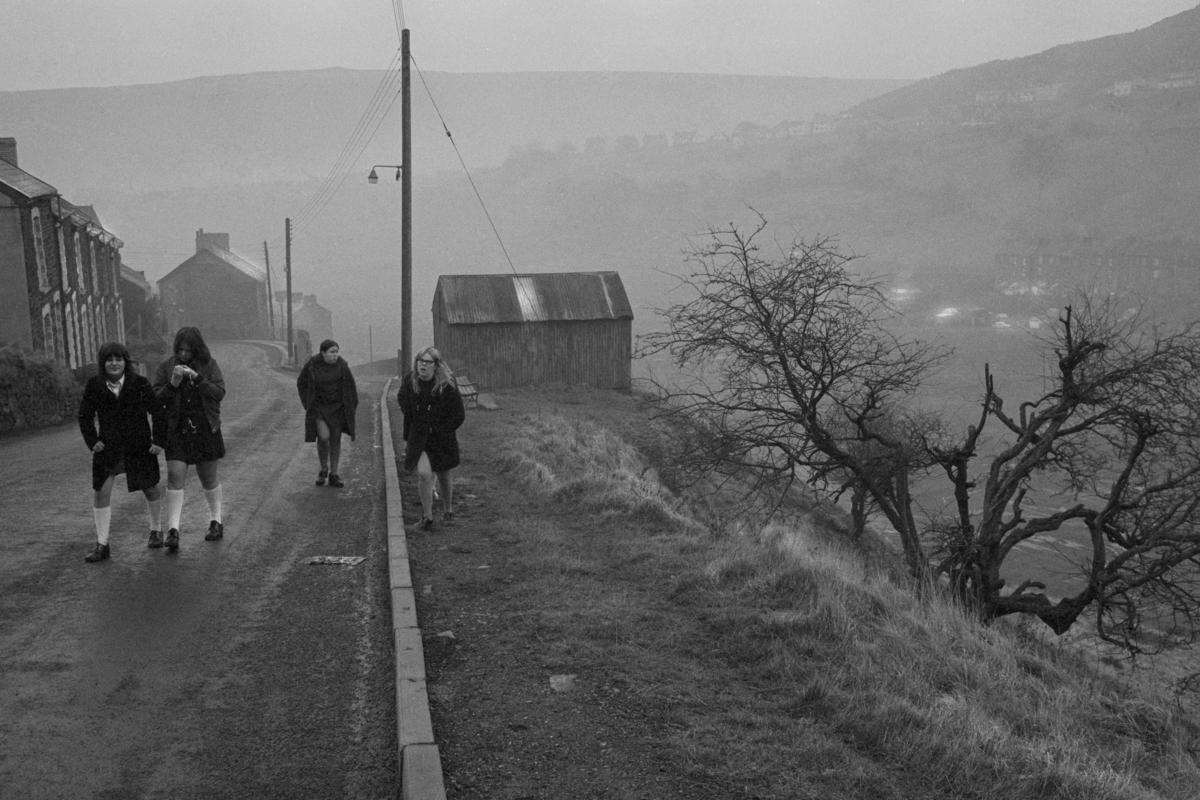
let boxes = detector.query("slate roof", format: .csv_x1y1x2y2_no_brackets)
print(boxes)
435,271,632,324
161,244,267,284
0,158,56,200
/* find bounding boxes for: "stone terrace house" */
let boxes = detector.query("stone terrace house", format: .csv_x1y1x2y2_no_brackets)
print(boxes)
273,291,333,361
119,263,157,340
0,137,125,371
158,230,270,340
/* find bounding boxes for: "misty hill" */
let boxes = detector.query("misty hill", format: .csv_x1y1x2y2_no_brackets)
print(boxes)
2,8,1198,365
0,70,907,196
849,5,1200,120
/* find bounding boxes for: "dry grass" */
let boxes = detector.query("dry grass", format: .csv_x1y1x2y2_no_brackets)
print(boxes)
487,389,1200,799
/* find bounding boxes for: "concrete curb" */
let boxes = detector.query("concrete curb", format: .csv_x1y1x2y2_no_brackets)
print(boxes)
380,378,447,800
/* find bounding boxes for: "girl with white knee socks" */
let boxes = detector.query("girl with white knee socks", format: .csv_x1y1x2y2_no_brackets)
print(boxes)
153,326,227,552
79,342,166,562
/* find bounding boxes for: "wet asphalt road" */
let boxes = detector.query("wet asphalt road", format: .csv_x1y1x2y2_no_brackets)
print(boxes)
0,342,397,799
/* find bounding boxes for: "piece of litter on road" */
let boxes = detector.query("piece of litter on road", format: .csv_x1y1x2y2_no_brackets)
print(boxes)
549,674,577,692
308,556,366,566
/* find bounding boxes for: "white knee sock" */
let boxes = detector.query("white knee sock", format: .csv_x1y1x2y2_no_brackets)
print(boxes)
204,485,223,523
166,488,185,531
93,506,112,545
146,495,163,531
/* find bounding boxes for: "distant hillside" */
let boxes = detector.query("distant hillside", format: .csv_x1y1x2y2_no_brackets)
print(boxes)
0,70,907,196
2,8,1198,365
849,5,1200,120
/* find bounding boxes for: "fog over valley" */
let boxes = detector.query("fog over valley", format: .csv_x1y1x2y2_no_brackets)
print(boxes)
3,6,1199,372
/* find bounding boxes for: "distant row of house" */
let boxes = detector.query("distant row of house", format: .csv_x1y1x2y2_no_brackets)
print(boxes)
570,65,1200,158
1104,69,1200,97
995,236,1200,299
0,137,333,372
579,116,841,154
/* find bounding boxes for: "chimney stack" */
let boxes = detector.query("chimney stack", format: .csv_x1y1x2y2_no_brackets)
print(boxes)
195,228,231,253
0,138,17,167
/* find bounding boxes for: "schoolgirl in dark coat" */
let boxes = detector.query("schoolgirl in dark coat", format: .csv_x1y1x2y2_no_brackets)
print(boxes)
397,346,465,531
77,342,165,562
297,339,359,487
152,326,227,551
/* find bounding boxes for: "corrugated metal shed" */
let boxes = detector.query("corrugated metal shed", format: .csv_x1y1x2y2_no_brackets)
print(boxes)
0,159,56,200
432,271,633,391
437,271,632,324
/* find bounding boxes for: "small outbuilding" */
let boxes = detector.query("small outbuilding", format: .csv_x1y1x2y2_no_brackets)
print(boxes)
432,271,633,390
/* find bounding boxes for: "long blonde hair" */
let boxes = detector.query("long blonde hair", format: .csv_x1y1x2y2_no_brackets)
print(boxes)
409,346,456,393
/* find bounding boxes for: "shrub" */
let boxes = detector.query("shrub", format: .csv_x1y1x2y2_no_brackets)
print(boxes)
0,343,82,433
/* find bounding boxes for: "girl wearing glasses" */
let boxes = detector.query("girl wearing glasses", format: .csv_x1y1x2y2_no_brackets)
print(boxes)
397,346,466,531
297,339,359,488
152,326,227,551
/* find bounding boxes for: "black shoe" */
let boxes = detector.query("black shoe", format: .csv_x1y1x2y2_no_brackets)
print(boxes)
205,521,224,541
84,543,110,562
416,517,434,532
148,530,163,548
327,473,344,488
315,469,328,486
165,528,179,552
442,511,454,523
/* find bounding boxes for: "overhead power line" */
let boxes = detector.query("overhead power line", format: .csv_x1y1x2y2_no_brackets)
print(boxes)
291,50,404,234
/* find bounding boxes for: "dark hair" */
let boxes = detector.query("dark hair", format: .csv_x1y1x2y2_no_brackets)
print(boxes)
172,326,211,363
319,339,339,354
96,341,132,377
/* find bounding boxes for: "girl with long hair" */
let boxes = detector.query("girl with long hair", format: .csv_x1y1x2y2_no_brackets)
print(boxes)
396,346,466,531
152,326,227,551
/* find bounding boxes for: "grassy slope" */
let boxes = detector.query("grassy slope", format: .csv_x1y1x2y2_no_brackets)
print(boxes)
406,385,1200,800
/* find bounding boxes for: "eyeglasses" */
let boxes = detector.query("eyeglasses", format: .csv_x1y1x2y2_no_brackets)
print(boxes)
416,358,437,365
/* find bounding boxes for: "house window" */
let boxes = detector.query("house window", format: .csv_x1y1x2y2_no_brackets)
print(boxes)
57,224,69,288
31,209,50,291
90,238,99,293
66,302,80,369
41,305,56,356
52,303,66,362
74,231,85,291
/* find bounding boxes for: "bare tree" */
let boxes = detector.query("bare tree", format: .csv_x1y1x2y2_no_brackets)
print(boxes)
638,215,950,579
933,301,1200,647
641,217,1200,646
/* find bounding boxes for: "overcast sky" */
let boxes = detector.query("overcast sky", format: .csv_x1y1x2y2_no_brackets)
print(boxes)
2,0,1196,91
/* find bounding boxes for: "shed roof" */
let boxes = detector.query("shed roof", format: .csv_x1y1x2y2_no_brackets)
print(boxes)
436,271,632,324
0,159,57,200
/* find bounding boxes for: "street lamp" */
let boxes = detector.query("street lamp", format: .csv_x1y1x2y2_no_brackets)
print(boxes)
367,165,403,184
367,163,410,375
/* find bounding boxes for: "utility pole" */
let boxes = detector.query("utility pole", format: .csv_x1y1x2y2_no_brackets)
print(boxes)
285,217,294,364
263,241,275,335
400,27,413,373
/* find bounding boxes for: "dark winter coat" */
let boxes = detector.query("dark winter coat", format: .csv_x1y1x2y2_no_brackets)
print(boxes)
397,373,465,472
152,355,226,435
296,355,359,441
78,372,165,492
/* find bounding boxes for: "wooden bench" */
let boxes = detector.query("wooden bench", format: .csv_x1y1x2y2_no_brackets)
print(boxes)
455,372,479,408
